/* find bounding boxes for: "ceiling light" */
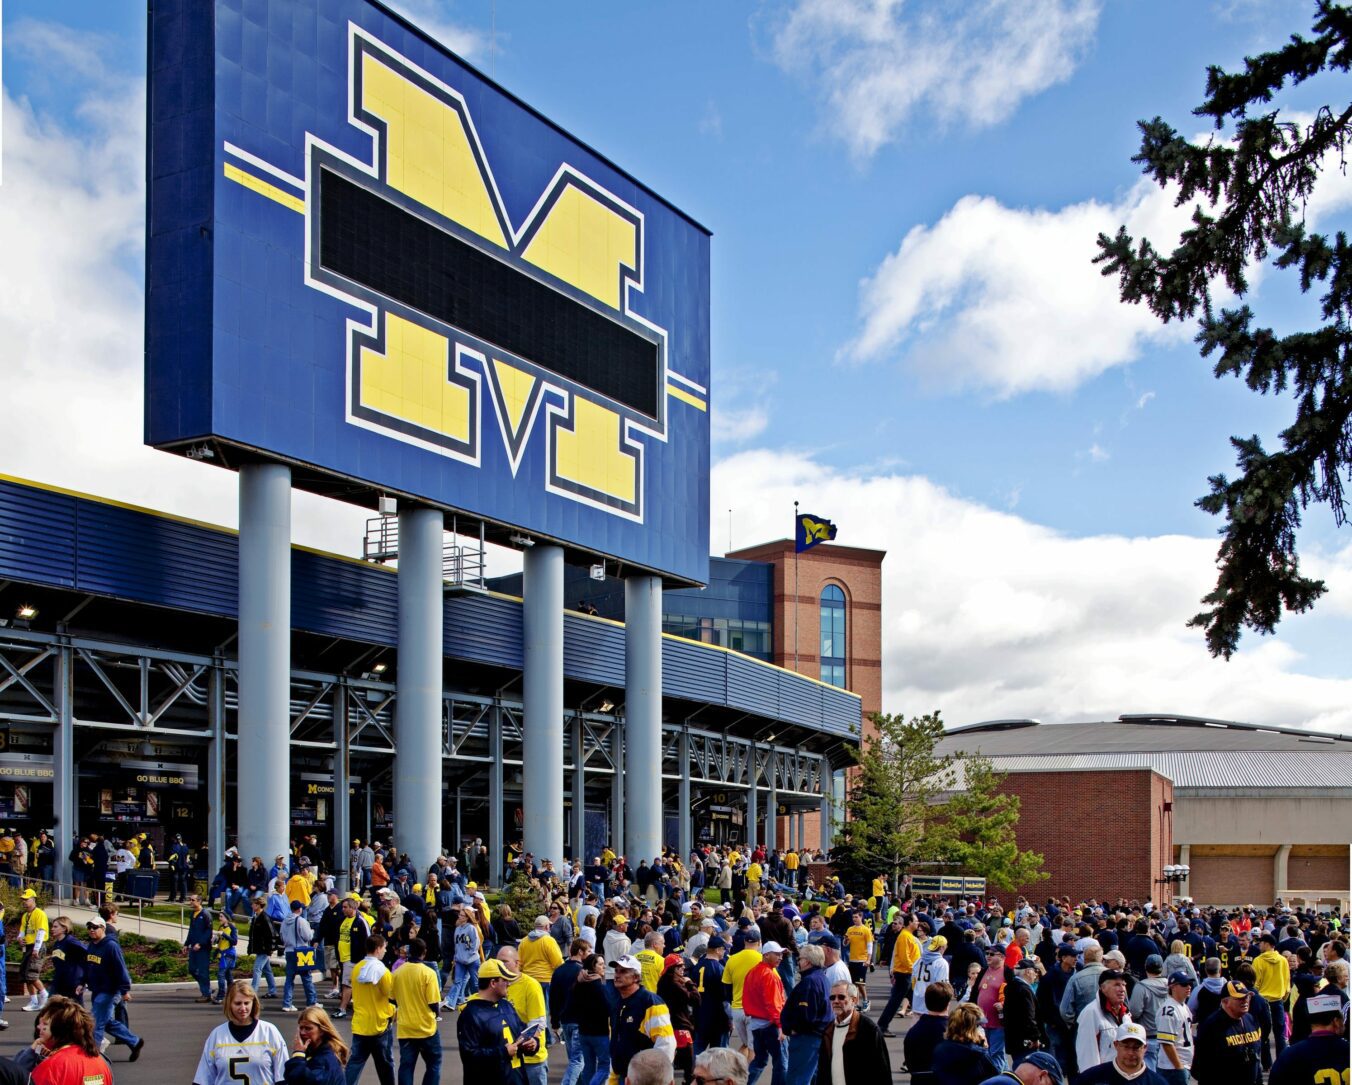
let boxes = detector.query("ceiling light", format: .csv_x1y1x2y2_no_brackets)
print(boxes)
16,605,37,621
598,699,614,713
372,662,388,674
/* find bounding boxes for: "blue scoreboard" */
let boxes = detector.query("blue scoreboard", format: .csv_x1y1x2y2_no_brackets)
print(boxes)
146,0,711,585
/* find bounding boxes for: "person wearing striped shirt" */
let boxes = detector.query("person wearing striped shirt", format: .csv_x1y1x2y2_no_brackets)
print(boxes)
609,955,676,1085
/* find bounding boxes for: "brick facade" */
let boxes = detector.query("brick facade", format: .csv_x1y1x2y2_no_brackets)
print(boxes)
992,768,1174,904
1189,855,1274,907
726,539,885,852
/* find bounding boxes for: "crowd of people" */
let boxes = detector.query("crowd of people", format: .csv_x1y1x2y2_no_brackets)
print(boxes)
1,832,1348,1084
176,838,1352,1085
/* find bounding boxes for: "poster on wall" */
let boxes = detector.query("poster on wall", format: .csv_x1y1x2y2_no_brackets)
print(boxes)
99,790,114,817
145,791,160,819
13,786,29,815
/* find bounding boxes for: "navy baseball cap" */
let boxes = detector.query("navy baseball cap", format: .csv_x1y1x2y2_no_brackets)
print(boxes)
1019,1051,1064,1084
1168,971,1195,987
816,933,840,950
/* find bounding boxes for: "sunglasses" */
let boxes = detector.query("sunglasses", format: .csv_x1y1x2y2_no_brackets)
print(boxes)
828,995,851,1001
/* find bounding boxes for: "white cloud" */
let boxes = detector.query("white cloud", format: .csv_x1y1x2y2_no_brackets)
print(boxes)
1085,443,1109,463
844,110,1352,398
384,0,485,58
841,180,1202,396
0,29,368,558
769,0,1100,158
712,448,1352,733
1136,391,1156,409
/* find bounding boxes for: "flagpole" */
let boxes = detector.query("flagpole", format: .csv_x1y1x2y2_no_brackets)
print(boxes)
793,500,799,674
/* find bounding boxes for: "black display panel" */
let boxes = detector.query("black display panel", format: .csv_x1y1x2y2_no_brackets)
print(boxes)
318,169,660,418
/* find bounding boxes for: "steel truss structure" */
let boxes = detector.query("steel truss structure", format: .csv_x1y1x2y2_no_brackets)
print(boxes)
0,627,836,889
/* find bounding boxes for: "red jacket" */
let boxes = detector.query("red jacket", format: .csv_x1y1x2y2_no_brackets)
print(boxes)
742,961,786,1027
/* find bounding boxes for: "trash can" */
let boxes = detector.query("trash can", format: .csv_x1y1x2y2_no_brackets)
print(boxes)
126,871,158,900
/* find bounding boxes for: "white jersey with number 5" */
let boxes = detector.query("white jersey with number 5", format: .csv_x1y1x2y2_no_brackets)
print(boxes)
193,1019,289,1085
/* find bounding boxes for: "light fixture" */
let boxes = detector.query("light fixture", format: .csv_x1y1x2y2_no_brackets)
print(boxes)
372,662,388,674
589,563,605,581
16,605,37,621
598,699,615,713
509,534,535,548
185,443,215,461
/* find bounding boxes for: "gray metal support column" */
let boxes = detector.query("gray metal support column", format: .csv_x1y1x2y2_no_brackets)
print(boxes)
610,724,625,857
747,759,759,850
796,812,805,853
395,505,445,872
333,683,351,893
570,715,586,863
624,575,662,863
488,704,504,885
523,544,564,866
678,730,692,862
237,462,292,862
816,767,827,853
766,776,777,853
53,644,75,896
207,661,227,877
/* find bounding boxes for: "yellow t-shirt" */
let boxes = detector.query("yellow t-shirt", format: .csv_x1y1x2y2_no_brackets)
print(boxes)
519,932,564,986
338,916,359,963
872,878,885,899
845,924,874,963
285,874,312,907
350,960,395,1036
785,852,799,871
391,961,442,1039
20,908,49,946
723,947,763,1010
505,975,549,1065
635,948,664,993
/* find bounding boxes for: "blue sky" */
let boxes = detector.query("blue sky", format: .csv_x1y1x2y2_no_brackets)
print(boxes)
5,0,1352,728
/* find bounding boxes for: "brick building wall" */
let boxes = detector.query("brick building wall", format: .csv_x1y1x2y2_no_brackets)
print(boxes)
1188,853,1275,906
1287,849,1350,894
726,539,885,852
993,768,1173,904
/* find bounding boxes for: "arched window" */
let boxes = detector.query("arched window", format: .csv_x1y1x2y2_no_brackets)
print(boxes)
819,584,846,688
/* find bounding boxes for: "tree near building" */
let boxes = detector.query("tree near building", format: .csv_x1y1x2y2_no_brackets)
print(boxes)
1095,1,1352,658
830,711,1044,894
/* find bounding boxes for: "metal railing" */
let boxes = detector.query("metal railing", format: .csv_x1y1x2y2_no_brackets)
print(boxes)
19,874,193,935
363,514,487,590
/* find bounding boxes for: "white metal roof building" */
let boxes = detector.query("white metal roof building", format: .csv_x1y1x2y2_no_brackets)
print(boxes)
935,715,1351,909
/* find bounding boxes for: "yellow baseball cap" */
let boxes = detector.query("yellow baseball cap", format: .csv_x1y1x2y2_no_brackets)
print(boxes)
20,889,37,899
478,959,518,981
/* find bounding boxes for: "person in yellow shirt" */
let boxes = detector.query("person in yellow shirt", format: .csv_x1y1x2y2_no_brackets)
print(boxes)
348,931,395,1083
876,911,921,1036
746,860,763,900
721,928,763,1057
390,937,443,1082
18,888,50,1010
496,944,549,1083
634,931,666,992
285,868,312,908
844,910,875,1010
1252,930,1292,1064
872,875,886,901
784,849,799,889
519,915,565,994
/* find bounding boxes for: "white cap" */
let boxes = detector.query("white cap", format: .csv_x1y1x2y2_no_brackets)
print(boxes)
762,941,785,954
614,955,643,974
1307,993,1342,1015
1116,1023,1147,1045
